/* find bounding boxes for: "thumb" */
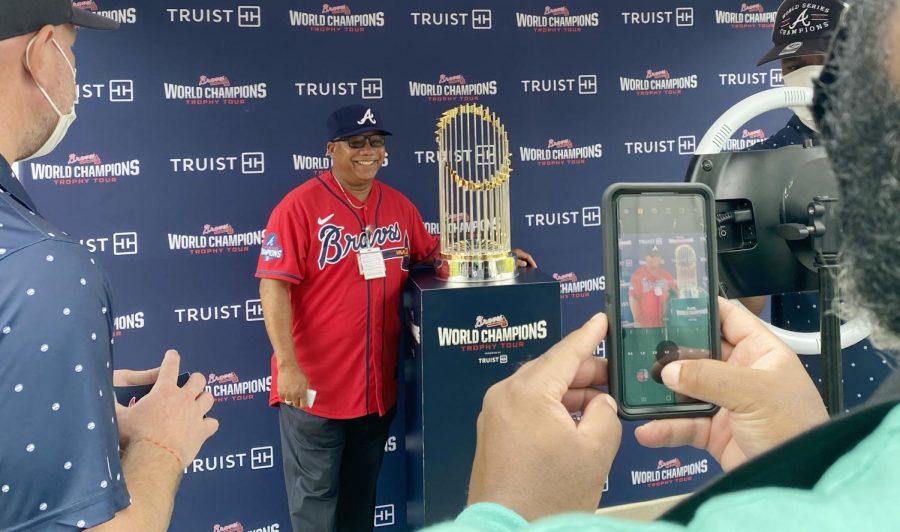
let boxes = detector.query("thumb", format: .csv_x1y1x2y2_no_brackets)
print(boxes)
661,359,765,413
578,394,621,457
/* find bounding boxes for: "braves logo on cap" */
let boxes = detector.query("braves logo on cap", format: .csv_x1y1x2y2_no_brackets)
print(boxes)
357,108,377,125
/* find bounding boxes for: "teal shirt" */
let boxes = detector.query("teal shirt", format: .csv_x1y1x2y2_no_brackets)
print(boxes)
425,404,900,531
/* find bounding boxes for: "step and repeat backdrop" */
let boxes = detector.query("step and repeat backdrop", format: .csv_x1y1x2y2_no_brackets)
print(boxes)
20,1,893,530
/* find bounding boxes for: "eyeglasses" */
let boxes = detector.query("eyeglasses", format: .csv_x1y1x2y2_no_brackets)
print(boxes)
335,134,386,149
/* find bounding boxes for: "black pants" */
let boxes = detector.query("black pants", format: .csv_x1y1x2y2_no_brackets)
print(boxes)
278,405,396,532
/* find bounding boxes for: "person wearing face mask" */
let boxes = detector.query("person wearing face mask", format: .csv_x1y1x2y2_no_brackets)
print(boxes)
257,104,536,531
417,2,900,530
0,1,219,530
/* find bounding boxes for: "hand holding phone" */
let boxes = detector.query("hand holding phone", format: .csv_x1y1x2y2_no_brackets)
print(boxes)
602,183,721,419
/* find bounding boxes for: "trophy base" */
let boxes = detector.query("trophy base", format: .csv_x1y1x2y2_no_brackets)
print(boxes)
435,253,518,283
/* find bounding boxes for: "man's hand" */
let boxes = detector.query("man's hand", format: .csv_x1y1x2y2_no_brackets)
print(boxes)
113,367,161,447
116,350,218,468
277,358,310,409
512,248,537,269
635,298,828,471
467,314,620,521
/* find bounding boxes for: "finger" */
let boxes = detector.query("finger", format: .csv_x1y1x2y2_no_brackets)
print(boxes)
203,417,220,438
183,372,207,397
569,357,609,388
523,313,608,397
517,259,527,268
577,394,621,452
113,367,160,386
562,387,602,413
661,359,764,413
155,350,181,387
196,391,215,415
634,418,711,450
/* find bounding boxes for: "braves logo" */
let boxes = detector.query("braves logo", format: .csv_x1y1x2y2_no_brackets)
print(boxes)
544,6,570,16
657,458,682,470
438,74,467,85
68,153,102,166
646,69,671,80
357,108,377,125
317,222,403,269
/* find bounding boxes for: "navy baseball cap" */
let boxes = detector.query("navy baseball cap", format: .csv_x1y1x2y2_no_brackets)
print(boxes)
327,104,392,140
757,0,847,66
0,0,120,41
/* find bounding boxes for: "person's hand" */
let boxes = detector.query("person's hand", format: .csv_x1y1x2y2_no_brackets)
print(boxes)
635,298,828,471
512,248,537,268
467,314,620,521
277,358,310,408
113,366,162,446
116,350,218,468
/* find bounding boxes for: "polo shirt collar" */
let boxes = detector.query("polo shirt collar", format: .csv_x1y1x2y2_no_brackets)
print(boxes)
0,157,39,214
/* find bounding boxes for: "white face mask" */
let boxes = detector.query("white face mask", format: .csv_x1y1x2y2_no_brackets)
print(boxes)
21,36,77,162
781,64,824,133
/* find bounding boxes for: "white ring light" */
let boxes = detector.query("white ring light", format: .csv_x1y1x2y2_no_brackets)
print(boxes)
695,86,872,355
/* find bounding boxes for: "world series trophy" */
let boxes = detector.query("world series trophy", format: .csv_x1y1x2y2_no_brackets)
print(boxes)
404,103,562,526
434,104,517,282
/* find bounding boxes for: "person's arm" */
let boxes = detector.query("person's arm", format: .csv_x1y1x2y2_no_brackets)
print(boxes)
629,294,642,326
260,278,309,407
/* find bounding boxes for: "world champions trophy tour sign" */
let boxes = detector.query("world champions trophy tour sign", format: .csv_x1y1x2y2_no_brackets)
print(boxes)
434,104,517,282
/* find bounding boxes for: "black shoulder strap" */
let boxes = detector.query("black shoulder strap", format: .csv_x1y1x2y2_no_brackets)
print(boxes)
661,390,900,525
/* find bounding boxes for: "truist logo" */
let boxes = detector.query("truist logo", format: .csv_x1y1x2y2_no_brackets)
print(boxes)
555,273,606,299
631,458,709,487
725,129,767,150
199,75,231,87
409,10,492,29
289,3,385,31
475,315,509,328
621,8,694,26
408,74,498,102
168,225,265,255
548,138,573,149
68,153,102,166
208,372,239,385
658,458,682,469
625,136,697,156
779,3,831,38
294,78,383,99
317,222,404,270
439,74,467,85
515,6,599,31
163,74,267,105
203,224,235,236
167,7,261,27
30,152,140,185
715,3,776,28
718,69,782,87
519,136,603,166
619,68,699,95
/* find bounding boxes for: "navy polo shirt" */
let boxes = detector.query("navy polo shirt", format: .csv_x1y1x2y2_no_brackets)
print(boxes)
0,158,128,530
748,114,818,151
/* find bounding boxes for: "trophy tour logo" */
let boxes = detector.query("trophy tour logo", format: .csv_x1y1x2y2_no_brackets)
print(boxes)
437,314,549,357
205,371,272,403
631,457,710,488
167,224,265,255
552,273,606,300
29,152,141,186
619,68,699,96
408,73,498,103
714,3,776,29
518,137,603,166
515,5,600,32
74,1,137,24
163,74,267,105
289,3,385,32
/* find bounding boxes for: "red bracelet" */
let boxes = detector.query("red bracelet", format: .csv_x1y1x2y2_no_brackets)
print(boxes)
135,437,184,469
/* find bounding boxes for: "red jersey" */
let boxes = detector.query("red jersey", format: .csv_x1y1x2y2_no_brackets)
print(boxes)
628,265,677,328
255,172,439,419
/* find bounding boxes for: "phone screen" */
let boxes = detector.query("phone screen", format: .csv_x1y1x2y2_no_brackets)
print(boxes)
615,193,713,409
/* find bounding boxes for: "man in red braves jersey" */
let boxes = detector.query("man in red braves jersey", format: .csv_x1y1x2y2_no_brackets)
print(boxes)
257,104,534,531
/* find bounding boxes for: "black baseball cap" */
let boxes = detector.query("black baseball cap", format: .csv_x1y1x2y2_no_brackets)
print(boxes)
0,0,120,41
327,104,392,140
757,0,847,66
646,246,662,257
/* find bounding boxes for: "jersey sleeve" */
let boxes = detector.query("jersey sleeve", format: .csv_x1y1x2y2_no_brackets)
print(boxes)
406,203,440,264
629,271,642,298
256,199,309,284
0,241,129,530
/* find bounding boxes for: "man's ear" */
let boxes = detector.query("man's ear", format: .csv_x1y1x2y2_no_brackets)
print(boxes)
22,25,56,78
326,142,335,156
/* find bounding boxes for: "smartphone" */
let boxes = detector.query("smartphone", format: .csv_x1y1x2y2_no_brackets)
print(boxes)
602,183,721,420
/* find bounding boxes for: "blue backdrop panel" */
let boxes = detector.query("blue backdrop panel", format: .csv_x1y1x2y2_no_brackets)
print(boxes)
19,1,892,530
